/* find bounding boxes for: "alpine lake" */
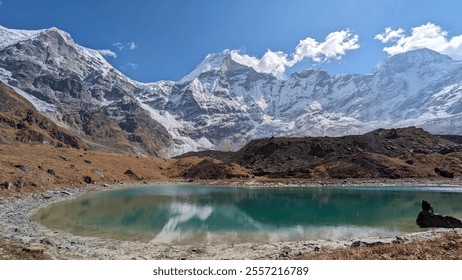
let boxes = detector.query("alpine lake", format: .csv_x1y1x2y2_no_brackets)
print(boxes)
32,185,462,244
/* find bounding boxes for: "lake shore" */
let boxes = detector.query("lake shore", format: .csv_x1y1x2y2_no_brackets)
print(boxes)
1,179,462,260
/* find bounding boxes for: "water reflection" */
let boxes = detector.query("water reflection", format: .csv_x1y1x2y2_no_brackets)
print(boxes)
33,185,462,244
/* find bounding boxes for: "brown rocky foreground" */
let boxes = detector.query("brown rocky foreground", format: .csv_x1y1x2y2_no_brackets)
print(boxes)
2,128,462,259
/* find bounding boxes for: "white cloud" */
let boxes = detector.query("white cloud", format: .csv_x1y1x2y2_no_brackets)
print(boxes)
127,62,140,69
230,29,359,78
294,29,360,63
113,41,137,51
375,22,462,60
231,50,291,78
374,27,405,43
97,49,117,58
113,42,124,51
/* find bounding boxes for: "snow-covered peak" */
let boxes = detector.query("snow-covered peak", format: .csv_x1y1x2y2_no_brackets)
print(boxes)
0,25,77,50
373,48,453,74
0,25,42,49
179,51,235,83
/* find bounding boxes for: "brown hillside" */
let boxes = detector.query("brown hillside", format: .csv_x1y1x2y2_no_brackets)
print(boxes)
178,127,462,180
0,82,83,148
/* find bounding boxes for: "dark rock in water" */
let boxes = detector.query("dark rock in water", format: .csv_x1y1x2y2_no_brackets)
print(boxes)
416,200,462,228
421,200,433,212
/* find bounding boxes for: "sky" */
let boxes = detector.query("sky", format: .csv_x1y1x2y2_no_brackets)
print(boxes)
1,0,462,82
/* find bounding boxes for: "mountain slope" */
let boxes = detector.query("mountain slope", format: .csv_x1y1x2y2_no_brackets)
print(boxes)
1,25,462,156
0,82,83,148
0,26,173,156
177,127,462,180
138,48,462,153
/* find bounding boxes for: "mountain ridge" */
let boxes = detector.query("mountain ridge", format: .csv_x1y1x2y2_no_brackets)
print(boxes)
1,25,462,156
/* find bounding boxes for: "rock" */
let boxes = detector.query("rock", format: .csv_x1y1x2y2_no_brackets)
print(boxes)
93,169,104,178
47,168,56,175
1,181,12,190
102,184,110,188
434,168,455,178
13,164,30,173
83,176,94,184
59,155,70,161
416,200,462,228
14,177,25,188
40,238,53,246
124,169,142,180
84,160,92,164
41,193,53,199
60,191,71,196
351,241,385,248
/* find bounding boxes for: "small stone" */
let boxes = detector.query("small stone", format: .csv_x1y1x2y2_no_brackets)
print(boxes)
83,176,94,184
40,238,53,245
47,169,56,175
14,177,25,188
59,156,69,161
41,193,53,199
1,181,12,190
13,164,30,173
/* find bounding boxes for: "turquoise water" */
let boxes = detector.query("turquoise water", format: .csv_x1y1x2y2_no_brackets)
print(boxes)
33,185,462,244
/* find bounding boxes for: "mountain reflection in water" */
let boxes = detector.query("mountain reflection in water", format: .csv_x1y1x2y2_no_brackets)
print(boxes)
33,185,462,244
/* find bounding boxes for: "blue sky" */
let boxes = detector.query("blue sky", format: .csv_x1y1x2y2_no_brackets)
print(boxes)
1,0,462,82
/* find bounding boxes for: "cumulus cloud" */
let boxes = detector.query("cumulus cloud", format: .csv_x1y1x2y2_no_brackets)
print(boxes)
97,49,117,58
230,29,359,78
375,22,462,60
374,27,405,43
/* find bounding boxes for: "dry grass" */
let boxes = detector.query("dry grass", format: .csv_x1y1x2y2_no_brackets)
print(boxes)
297,232,462,260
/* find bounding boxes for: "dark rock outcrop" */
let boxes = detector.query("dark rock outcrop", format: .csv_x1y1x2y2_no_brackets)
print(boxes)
177,127,462,180
416,200,462,228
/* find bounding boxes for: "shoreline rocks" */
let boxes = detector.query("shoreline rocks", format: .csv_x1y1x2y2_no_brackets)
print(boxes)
416,200,462,228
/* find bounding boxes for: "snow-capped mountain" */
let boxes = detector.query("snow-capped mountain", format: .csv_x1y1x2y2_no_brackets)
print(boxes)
1,25,462,156
0,25,173,156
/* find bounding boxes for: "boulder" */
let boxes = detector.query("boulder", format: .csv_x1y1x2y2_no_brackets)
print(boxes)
1,181,12,190
416,200,462,228
83,176,94,184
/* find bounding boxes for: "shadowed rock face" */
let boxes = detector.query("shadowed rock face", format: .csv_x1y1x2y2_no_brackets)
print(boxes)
416,200,462,228
177,127,462,180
